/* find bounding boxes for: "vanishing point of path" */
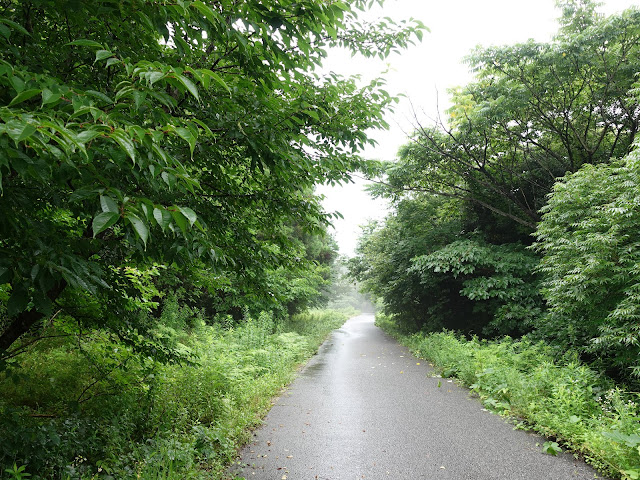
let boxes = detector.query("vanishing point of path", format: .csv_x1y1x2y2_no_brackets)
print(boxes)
230,314,605,479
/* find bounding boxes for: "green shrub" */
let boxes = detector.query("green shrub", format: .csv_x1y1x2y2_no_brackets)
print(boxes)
0,309,350,479
410,239,542,336
534,148,640,382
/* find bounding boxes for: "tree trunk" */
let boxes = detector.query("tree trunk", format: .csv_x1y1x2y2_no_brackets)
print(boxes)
0,281,67,354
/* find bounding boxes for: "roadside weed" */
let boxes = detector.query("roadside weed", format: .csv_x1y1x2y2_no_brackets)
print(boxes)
0,309,351,479
542,441,562,456
377,313,640,479
4,464,30,480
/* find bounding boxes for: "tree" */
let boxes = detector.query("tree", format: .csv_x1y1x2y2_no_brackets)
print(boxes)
355,2,640,342
146,224,339,327
348,195,466,332
349,193,542,336
534,145,640,381
381,3,640,231
0,0,425,355
410,238,542,336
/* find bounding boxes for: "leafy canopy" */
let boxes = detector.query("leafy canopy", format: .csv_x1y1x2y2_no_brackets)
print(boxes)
0,0,425,354
534,147,640,378
378,3,640,230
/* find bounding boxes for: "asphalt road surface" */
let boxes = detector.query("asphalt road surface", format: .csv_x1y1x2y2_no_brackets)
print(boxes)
230,314,605,480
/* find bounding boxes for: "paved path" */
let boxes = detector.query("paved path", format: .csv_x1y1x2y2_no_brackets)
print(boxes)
230,314,605,479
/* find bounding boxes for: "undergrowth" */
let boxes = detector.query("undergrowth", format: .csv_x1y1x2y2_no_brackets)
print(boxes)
376,313,640,480
0,307,353,479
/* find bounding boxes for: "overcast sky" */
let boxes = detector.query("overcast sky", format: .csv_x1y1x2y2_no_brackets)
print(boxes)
317,0,638,257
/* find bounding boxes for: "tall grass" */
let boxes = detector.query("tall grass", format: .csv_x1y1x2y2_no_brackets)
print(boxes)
376,314,640,480
0,308,352,479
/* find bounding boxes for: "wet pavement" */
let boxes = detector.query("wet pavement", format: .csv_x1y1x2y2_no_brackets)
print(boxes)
229,314,606,479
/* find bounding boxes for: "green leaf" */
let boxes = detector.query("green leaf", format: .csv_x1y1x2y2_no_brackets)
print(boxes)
100,195,119,213
9,88,41,106
621,469,640,480
153,207,172,232
0,18,30,36
176,74,199,101
132,90,147,110
177,206,197,227
147,71,164,85
5,119,37,142
0,267,11,284
304,109,320,121
105,57,120,68
114,85,134,102
170,209,188,235
92,211,120,236
38,119,86,154
7,285,29,317
175,127,196,156
69,188,100,203
32,290,53,316
66,39,103,48
126,213,149,246
542,441,562,456
0,23,11,39
200,69,232,94
30,264,40,282
161,171,176,189
191,1,219,23
603,430,640,448
76,130,101,144
85,90,114,104
9,76,24,93
95,50,114,62
110,130,136,162
41,88,62,106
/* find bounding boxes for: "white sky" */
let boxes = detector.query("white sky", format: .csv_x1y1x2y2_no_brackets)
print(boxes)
317,0,638,257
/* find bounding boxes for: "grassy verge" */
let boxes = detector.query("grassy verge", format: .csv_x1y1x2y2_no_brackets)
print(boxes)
376,314,640,480
0,308,354,479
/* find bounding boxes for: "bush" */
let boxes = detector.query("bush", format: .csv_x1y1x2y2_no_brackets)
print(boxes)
410,239,542,336
0,309,351,479
534,148,640,382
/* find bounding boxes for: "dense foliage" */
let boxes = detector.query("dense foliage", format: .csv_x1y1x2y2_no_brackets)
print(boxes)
384,2,640,229
350,1,640,386
0,307,352,478
0,0,424,357
348,196,463,331
349,195,542,336
534,149,640,379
